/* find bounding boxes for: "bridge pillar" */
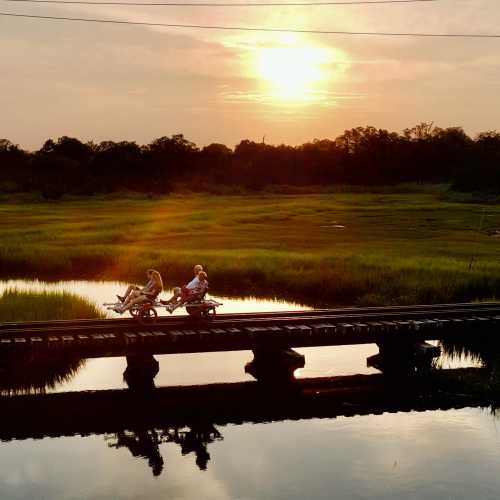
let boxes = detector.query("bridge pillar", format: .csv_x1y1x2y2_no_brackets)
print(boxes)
123,355,159,390
245,348,305,383
367,341,441,374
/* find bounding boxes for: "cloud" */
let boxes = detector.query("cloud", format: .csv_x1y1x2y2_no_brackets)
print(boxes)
1,1,500,147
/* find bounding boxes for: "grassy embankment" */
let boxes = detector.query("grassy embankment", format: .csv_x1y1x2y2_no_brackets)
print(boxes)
0,190,499,306
0,289,103,394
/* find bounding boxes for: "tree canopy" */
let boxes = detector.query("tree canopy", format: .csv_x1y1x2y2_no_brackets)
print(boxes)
1,125,499,197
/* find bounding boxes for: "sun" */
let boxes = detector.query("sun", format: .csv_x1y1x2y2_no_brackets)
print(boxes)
257,46,331,100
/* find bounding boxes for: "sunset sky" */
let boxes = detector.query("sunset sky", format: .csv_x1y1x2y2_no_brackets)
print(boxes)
1,0,499,149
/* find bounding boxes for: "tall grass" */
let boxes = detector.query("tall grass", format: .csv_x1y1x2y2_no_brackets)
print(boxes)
0,289,103,394
0,289,104,322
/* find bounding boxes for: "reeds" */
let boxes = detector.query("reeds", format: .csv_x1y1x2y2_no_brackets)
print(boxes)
0,289,104,394
0,289,104,322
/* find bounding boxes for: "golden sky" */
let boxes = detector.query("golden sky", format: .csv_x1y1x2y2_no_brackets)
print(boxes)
1,0,499,149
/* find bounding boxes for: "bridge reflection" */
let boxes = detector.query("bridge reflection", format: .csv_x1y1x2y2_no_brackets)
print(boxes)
0,355,499,476
1,328,499,478
0,368,497,435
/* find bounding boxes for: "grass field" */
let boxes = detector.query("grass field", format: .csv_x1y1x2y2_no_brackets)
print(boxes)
0,191,499,305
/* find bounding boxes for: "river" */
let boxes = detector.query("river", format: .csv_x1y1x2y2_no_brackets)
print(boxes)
0,280,497,500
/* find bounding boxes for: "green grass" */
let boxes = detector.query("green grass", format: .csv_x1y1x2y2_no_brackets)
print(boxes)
0,289,103,394
0,191,499,305
0,289,104,322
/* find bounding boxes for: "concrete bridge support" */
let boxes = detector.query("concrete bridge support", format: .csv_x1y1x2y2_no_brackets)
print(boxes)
367,341,441,374
245,348,305,383
123,354,159,390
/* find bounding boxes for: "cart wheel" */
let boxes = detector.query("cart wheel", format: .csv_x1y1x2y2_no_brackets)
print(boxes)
129,308,140,319
186,305,202,317
201,307,216,319
138,305,158,325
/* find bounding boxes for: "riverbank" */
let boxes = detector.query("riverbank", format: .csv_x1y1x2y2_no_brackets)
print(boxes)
1,192,499,305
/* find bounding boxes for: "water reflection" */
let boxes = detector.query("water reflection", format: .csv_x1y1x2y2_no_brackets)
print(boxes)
3,283,500,498
3,406,500,500
168,424,222,472
441,332,496,368
123,355,159,391
0,341,486,396
1,366,498,441
107,424,223,476
107,430,165,476
0,279,311,318
0,350,84,395
2,360,500,498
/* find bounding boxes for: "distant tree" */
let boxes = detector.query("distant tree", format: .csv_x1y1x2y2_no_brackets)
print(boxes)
453,131,500,191
233,140,268,189
0,139,21,153
89,141,145,191
147,135,198,168
39,136,94,164
403,122,435,142
429,127,473,181
0,139,30,191
200,144,233,183
1,123,498,194
201,143,232,158
334,127,401,184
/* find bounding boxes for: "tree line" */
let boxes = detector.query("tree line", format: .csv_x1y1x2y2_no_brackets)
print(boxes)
1,123,499,198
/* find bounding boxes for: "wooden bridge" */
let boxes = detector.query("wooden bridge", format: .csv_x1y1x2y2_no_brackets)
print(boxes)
1,302,499,353
1,302,499,379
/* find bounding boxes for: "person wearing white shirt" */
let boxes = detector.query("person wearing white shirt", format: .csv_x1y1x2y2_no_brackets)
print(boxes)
163,264,203,306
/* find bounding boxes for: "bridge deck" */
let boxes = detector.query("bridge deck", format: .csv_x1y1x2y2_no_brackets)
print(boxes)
0,303,499,358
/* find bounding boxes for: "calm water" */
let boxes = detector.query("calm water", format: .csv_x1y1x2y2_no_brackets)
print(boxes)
2,409,500,500
0,280,495,500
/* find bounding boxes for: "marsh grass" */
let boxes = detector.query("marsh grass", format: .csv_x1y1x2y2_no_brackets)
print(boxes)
0,289,104,394
0,289,104,322
0,192,499,305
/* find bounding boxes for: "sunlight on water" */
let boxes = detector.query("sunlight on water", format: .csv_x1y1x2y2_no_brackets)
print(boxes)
0,279,310,318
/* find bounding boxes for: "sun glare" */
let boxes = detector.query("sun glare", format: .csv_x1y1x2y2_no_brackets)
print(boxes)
257,46,332,100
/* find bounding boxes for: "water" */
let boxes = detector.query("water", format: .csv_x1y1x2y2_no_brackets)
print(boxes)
0,279,495,500
0,279,311,318
2,409,500,500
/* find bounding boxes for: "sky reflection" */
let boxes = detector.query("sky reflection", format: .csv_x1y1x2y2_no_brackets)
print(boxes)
1,408,500,500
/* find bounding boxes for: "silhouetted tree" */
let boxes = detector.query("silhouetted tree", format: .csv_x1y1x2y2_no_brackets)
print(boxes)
0,139,30,190
1,124,498,195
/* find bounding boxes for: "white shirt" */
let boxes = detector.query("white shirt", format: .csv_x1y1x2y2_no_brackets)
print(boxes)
185,276,200,290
